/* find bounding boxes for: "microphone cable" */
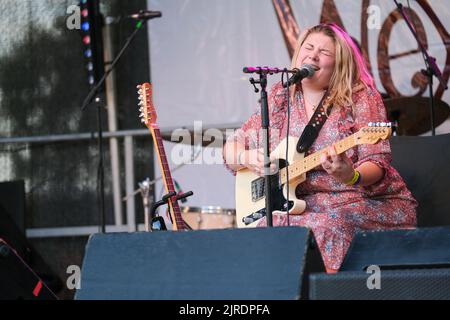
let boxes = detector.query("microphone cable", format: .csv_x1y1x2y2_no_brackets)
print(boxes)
282,70,291,227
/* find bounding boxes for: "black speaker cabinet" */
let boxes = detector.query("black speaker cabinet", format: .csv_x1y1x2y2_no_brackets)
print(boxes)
0,180,26,232
309,268,450,300
76,227,324,300
391,134,450,227
309,226,450,300
0,239,57,300
340,226,450,271
0,204,62,294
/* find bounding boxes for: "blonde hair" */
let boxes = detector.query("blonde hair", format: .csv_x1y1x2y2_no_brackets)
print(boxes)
290,23,374,108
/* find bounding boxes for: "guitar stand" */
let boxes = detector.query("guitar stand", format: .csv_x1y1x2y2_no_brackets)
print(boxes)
149,191,194,231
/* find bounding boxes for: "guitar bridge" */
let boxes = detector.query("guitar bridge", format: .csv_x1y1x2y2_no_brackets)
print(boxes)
251,177,265,202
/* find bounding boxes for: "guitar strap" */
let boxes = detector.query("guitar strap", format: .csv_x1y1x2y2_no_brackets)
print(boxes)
296,90,333,154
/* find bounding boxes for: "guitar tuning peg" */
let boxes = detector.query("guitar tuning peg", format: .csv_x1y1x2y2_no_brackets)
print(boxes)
138,100,143,105
141,118,146,123
139,107,144,112
140,112,145,117
138,89,143,95
136,85,142,89
368,122,373,127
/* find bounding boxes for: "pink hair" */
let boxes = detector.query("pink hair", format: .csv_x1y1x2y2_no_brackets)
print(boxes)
326,23,375,89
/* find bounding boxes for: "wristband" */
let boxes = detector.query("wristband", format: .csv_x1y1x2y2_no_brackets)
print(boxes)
345,170,361,186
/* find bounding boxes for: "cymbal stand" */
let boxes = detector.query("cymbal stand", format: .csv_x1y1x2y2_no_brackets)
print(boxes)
138,178,152,232
394,0,448,136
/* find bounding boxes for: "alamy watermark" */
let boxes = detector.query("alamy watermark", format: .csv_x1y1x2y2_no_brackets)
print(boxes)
66,265,81,290
366,265,381,290
66,4,81,30
367,5,381,30
167,121,281,169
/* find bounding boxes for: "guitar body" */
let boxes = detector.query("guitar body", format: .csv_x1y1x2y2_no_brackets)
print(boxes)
235,136,307,228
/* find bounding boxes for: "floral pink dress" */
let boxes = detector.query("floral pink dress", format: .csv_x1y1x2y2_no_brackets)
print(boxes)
225,82,417,270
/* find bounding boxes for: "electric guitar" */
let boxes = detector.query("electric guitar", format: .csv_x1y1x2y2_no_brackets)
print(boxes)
137,83,190,230
235,122,393,228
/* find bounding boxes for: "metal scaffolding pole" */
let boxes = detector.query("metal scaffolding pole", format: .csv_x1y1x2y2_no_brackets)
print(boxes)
103,21,123,226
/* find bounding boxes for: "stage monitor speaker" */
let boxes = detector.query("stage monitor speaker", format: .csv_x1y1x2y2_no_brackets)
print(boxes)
75,227,324,300
0,239,57,300
340,226,450,271
309,268,450,300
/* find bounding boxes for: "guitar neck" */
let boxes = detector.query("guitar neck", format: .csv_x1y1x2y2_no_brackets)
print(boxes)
149,126,187,230
280,134,357,184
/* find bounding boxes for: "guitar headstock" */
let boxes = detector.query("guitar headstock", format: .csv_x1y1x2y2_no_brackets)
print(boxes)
355,122,393,145
137,82,157,128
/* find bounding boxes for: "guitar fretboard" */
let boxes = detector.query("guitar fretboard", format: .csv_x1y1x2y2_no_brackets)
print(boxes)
280,134,357,184
150,126,188,230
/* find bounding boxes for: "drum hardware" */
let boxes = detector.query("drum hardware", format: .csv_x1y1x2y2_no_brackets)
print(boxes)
384,97,449,136
137,178,153,232
181,206,237,230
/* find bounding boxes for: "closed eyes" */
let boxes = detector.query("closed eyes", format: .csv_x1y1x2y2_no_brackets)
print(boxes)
304,44,333,56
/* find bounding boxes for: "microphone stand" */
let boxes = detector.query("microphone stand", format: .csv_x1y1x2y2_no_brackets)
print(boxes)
244,67,296,227
81,19,148,233
258,72,273,227
393,0,448,136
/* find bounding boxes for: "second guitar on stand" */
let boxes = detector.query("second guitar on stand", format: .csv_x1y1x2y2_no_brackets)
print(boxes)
137,82,193,231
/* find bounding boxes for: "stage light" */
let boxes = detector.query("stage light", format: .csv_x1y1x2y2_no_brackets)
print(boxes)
82,35,91,45
81,21,90,32
79,0,105,90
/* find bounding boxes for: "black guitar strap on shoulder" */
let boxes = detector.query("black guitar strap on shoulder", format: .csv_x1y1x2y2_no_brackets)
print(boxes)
296,91,332,154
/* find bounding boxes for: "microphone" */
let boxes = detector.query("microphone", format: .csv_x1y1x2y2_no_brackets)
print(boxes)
283,64,316,87
128,10,162,20
243,66,297,74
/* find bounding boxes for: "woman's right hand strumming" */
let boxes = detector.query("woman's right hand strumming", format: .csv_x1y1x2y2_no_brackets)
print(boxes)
238,148,277,177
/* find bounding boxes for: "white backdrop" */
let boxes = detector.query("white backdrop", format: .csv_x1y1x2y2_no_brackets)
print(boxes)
147,0,450,210
147,0,290,209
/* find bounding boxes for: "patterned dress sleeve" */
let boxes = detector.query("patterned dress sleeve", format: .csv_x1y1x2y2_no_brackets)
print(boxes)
352,87,393,194
222,82,286,174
